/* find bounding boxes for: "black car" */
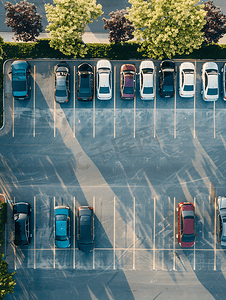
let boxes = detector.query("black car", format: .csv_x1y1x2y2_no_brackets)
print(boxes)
77,63,94,100
10,60,31,100
54,62,70,103
13,202,32,245
159,60,175,98
77,206,94,252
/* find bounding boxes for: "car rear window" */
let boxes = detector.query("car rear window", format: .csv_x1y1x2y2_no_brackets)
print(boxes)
184,85,194,91
100,86,110,94
182,234,195,242
207,88,218,95
123,87,134,94
13,81,26,92
143,87,153,94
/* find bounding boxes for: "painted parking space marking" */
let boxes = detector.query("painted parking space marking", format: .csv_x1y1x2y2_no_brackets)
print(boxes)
153,197,156,270
173,197,176,270
12,97,14,137
134,95,136,138
114,66,116,138
133,196,135,270
53,196,55,268
154,66,157,138
93,196,95,269
113,196,116,269
93,67,96,138
33,65,36,137
73,66,76,138
174,70,177,139
54,97,56,138
194,61,196,139
194,197,196,270
34,196,36,269
214,197,217,270
73,196,75,269
214,101,216,139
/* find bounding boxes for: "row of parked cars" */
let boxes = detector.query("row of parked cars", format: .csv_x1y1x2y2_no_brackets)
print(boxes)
10,59,226,102
13,202,94,252
12,197,226,250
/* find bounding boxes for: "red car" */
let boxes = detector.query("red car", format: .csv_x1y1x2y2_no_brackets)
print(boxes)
176,202,195,247
120,64,136,100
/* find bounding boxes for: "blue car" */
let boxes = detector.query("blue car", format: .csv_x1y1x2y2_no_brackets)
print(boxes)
10,60,31,100
54,206,71,248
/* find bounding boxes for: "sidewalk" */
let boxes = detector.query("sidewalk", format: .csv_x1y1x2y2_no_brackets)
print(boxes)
0,31,110,44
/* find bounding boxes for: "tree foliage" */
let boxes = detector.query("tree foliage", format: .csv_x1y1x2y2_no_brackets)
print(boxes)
45,0,103,57
127,0,207,59
5,0,43,42
202,0,226,44
103,9,134,43
0,255,16,299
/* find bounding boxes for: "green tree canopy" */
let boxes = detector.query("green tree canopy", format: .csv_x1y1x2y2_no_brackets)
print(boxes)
45,0,103,57
0,255,16,299
127,0,207,59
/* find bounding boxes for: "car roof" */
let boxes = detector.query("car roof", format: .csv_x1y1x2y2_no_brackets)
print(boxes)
143,74,153,87
184,73,194,85
124,74,134,87
99,73,109,86
207,72,218,88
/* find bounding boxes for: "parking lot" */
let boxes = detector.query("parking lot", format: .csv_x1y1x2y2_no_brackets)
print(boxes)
2,59,226,276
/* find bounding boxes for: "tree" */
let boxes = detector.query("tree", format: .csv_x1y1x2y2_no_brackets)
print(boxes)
45,0,103,58
5,0,43,42
202,0,226,44
127,0,207,59
0,254,16,299
102,9,134,43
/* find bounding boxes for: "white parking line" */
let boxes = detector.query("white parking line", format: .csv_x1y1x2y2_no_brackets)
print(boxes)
53,197,55,268
34,196,36,269
93,67,96,138
33,65,36,137
194,197,196,270
73,196,75,269
134,95,136,138
73,66,75,138
174,73,177,139
194,61,196,139
54,99,56,138
114,66,116,138
133,196,135,270
12,97,14,137
214,101,216,139
173,197,176,270
214,197,217,270
153,197,156,270
93,196,95,269
154,67,157,138
113,196,116,269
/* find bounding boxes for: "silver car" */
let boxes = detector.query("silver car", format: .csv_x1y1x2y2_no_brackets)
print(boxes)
139,60,155,100
96,60,112,100
221,63,226,101
217,196,226,247
179,62,195,98
201,62,219,101
54,62,70,103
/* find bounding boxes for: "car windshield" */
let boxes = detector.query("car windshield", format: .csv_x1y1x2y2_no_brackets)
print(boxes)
184,85,194,91
123,87,134,94
12,81,26,92
181,234,195,242
143,87,153,94
207,88,218,95
55,89,67,97
56,214,67,221
56,235,68,241
100,86,110,93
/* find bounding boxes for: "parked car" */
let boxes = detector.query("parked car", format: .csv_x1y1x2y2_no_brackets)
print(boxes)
201,62,219,101
179,62,195,98
221,63,226,101
13,202,32,245
77,63,94,100
217,196,226,247
10,60,31,100
77,206,94,252
120,64,136,100
159,60,175,98
54,206,71,248
54,62,70,103
139,60,155,100
96,60,112,100
176,202,195,247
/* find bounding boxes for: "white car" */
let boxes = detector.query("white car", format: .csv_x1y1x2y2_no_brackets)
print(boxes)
96,60,112,100
179,62,195,98
201,62,219,101
139,60,155,100
221,63,226,101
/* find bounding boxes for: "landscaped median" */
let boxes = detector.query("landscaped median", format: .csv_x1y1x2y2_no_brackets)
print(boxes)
1,38,226,129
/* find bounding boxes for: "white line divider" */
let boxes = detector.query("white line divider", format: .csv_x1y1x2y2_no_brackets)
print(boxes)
73,66,76,138
114,196,116,269
93,196,95,269
194,61,196,139
12,97,14,137
114,66,116,138
53,197,55,269
214,101,216,139
133,196,135,270
54,98,56,138
214,197,217,270
33,65,36,137
73,196,75,269
134,95,136,138
173,197,176,271
194,197,196,270
153,197,156,270
34,196,36,269
93,67,95,138
154,66,157,138
174,69,177,139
